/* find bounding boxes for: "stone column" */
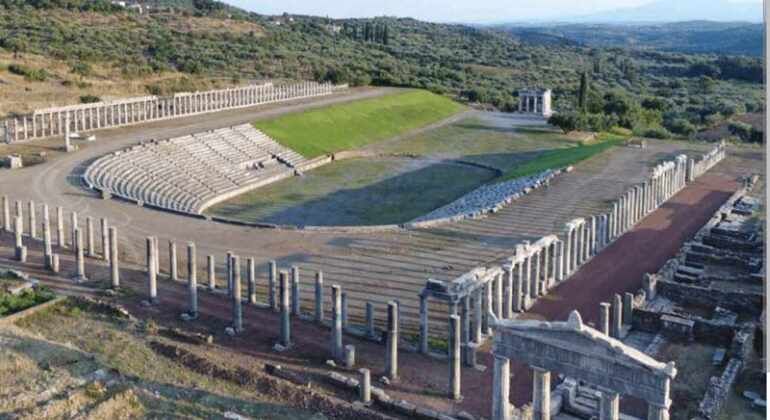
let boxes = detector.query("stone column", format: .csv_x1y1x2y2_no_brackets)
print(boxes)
291,265,300,315
473,290,483,343
599,302,610,335
27,201,36,239
556,240,565,281
14,216,23,260
57,207,65,247
315,271,324,322
188,243,198,319
147,237,157,303
512,268,523,312
599,389,620,420
492,355,511,420
494,272,503,317
43,205,52,261
109,227,119,288
169,241,178,281
419,294,429,354
331,284,343,359
14,201,22,234
532,367,551,420
385,301,399,380
530,250,540,299
70,211,78,249
483,281,492,333
207,255,216,290
101,218,109,261
623,292,634,326
522,254,532,308
2,196,9,232
648,402,670,420
85,216,94,257
279,270,291,347
448,314,462,400
503,265,513,318
74,228,87,282
269,260,277,310
359,368,371,404
232,255,243,332
247,257,256,305
611,294,622,338
341,292,348,330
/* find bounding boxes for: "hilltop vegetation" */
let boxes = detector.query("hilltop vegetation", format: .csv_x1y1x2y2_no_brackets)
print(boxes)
0,0,763,140
502,22,764,57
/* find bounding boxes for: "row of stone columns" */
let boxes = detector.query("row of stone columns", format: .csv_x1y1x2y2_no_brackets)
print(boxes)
5,81,341,143
2,196,121,286
689,142,727,181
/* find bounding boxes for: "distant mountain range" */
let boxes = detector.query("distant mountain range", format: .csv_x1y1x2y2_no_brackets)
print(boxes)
500,21,764,56
570,0,763,23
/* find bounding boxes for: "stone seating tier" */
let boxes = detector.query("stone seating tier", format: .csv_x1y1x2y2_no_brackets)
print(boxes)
84,124,306,214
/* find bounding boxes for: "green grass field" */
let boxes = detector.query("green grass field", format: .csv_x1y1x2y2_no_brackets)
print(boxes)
497,132,626,182
254,89,465,158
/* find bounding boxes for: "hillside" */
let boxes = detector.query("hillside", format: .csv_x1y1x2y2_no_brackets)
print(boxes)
501,21,764,57
0,0,763,140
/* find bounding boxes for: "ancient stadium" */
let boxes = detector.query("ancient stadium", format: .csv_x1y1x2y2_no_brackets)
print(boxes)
0,81,764,420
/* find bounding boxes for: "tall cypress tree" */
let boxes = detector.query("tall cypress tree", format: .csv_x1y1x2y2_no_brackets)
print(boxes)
578,70,589,112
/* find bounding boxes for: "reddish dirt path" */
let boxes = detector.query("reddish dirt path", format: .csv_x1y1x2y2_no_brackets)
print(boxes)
0,171,741,419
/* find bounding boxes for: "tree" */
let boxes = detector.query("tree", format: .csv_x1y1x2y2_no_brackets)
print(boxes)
728,121,753,142
578,71,589,112
548,113,579,133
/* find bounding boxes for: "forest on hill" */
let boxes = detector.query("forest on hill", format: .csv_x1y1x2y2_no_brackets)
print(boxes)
0,0,764,141
501,21,764,57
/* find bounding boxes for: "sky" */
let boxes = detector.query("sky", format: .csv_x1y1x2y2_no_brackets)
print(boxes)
222,0,763,23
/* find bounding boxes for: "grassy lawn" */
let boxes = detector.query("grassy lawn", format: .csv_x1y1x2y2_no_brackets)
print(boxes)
496,132,626,182
208,157,497,226
254,89,465,158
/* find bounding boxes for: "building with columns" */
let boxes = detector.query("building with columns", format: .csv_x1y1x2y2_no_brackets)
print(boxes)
518,88,553,117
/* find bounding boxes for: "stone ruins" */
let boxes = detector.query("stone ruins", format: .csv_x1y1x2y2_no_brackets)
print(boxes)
518,89,553,117
2,81,347,144
0,138,737,420
491,311,677,420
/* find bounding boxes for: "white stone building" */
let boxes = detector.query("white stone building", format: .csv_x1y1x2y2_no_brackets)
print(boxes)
518,88,553,117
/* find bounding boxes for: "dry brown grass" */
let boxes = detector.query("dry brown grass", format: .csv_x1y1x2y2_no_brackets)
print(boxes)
0,52,241,118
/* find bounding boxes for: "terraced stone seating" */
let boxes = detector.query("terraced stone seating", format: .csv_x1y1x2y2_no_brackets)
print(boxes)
83,124,306,214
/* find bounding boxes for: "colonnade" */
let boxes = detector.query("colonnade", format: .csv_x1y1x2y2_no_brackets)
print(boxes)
3,81,346,143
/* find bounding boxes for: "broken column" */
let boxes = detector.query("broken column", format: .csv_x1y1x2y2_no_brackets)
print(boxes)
74,228,87,282
291,265,300,315
207,255,216,290
232,255,242,332
14,215,25,262
247,257,256,305
146,237,157,303
385,300,399,380
27,201,36,239
611,294,622,338
359,368,371,405
100,218,109,261
169,241,178,281
269,260,277,310
599,302,610,336
315,271,324,322
279,270,291,347
109,227,119,288
188,242,198,319
331,284,343,360
1,196,9,232
85,216,95,257
623,292,634,327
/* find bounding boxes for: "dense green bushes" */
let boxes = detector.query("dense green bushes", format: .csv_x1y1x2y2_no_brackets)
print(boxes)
8,64,50,81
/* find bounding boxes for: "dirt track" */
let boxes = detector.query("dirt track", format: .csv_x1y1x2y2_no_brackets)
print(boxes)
0,157,752,419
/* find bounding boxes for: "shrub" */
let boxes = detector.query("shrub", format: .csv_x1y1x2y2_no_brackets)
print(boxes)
80,95,101,103
8,64,50,81
637,126,671,139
